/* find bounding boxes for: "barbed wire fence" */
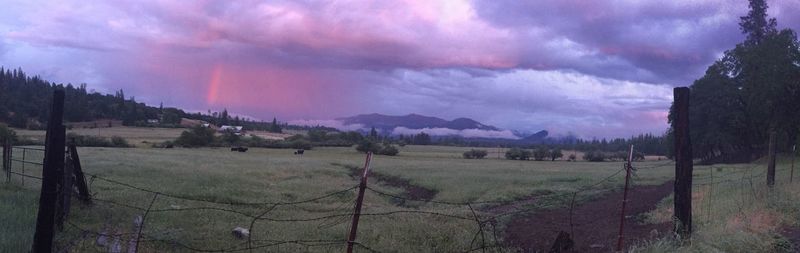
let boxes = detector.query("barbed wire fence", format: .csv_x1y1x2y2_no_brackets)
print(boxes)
3,139,694,252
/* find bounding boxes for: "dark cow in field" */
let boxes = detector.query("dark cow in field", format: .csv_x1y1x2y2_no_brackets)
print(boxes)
231,146,248,152
294,149,305,155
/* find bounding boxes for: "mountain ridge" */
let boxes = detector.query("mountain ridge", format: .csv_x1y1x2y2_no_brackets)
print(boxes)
337,113,501,131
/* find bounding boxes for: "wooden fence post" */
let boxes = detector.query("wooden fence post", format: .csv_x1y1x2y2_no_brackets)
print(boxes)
791,145,796,183
767,132,777,187
33,90,66,253
68,144,91,203
56,152,74,231
2,139,8,182
673,87,693,237
346,152,373,253
616,145,634,251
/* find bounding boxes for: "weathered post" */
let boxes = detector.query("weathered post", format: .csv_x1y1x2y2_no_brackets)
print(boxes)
56,153,74,230
767,132,777,187
2,140,8,182
791,145,796,183
33,90,66,253
346,152,373,253
68,144,91,203
616,145,634,251
673,87,693,237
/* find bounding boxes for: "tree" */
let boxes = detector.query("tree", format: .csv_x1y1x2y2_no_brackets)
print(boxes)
568,153,577,162
0,124,16,143
532,147,550,161
669,0,800,163
463,149,488,159
550,149,564,161
505,148,531,160
413,132,431,145
270,118,282,133
369,127,378,141
175,126,216,147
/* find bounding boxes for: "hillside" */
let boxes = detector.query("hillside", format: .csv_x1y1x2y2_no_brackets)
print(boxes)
338,113,500,131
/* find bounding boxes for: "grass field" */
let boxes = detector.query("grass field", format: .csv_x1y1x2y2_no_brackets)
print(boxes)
1,144,798,252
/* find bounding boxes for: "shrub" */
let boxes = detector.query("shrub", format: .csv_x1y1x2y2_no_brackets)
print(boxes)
505,148,531,160
110,136,131,147
463,149,488,159
378,144,400,156
67,133,132,147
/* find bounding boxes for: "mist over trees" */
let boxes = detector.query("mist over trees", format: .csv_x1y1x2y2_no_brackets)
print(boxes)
670,0,800,163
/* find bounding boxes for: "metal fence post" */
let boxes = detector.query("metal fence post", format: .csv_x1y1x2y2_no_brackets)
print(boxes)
616,145,634,251
347,152,373,253
33,90,66,253
673,87,693,237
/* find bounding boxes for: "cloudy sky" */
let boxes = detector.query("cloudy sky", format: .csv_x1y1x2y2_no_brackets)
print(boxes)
1,0,799,138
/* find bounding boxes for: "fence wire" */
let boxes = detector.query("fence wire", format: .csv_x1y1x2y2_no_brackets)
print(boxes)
10,150,792,253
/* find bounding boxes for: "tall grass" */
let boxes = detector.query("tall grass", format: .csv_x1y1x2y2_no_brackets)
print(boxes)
633,156,800,252
0,145,679,252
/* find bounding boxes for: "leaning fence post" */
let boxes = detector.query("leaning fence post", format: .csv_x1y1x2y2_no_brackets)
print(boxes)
616,145,634,252
33,90,66,253
673,87,693,238
68,144,91,203
767,131,777,187
347,152,373,253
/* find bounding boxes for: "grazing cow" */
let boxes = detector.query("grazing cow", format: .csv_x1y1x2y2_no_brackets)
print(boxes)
231,147,248,152
294,149,305,155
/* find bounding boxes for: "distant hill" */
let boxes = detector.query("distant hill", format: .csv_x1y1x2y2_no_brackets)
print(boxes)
523,130,549,142
338,113,500,131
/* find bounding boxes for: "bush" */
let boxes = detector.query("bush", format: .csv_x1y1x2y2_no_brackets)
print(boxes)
67,133,132,147
110,136,131,147
505,148,531,160
175,126,216,147
378,144,399,156
463,149,488,159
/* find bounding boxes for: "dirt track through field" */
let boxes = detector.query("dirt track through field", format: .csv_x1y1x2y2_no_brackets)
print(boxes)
504,181,673,252
342,164,438,203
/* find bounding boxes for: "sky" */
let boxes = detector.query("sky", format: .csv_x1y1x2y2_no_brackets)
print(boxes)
1,0,799,138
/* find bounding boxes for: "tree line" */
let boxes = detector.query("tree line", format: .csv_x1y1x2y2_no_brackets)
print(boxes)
0,67,285,132
668,0,800,163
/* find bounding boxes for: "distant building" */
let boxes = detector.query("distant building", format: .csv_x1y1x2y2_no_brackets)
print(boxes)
219,125,244,134
146,119,160,124
179,118,212,128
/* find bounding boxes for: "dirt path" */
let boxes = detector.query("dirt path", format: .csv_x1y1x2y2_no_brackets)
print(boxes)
504,181,673,252
342,164,438,203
